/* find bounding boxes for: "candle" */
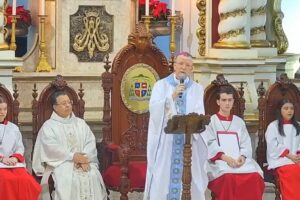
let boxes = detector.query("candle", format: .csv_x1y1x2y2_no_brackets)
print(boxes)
145,0,149,16
40,0,45,15
171,0,175,16
12,0,16,16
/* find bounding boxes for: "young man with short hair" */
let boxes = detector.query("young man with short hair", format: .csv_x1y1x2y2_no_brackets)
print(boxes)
205,86,264,200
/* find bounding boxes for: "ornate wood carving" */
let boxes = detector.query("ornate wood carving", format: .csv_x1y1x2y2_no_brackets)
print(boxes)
31,75,85,199
256,81,266,168
32,75,85,145
204,74,245,118
256,73,300,165
0,83,19,124
165,113,210,200
238,82,246,119
101,24,170,198
256,73,300,200
196,0,206,56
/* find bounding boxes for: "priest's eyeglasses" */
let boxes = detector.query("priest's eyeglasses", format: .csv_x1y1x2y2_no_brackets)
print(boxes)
56,100,73,106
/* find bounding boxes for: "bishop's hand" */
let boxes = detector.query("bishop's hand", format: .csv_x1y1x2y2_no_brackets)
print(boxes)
172,84,185,100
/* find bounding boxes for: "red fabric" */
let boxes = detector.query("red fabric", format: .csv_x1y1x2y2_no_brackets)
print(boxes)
210,152,224,162
263,166,276,176
128,162,147,189
0,168,41,200
282,119,292,124
103,161,147,190
276,164,300,200
208,173,264,200
0,119,8,125
211,0,220,45
280,149,290,157
106,143,120,151
10,153,25,162
216,113,233,121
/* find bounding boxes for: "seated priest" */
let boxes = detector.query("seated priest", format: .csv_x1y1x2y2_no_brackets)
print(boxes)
204,86,265,200
0,96,41,200
266,99,300,200
32,90,107,200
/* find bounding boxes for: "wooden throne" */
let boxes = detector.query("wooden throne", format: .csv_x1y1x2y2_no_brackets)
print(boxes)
31,75,85,198
204,74,245,118
256,73,300,200
0,83,19,124
32,75,85,144
204,74,245,200
101,25,170,200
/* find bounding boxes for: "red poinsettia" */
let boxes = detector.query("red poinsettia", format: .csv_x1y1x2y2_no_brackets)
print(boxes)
139,0,170,20
6,6,31,26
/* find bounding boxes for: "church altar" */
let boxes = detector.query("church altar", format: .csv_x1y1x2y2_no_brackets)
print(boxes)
0,1,298,192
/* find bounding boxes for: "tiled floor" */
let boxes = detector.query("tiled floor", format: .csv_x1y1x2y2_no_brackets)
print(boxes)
109,183,277,200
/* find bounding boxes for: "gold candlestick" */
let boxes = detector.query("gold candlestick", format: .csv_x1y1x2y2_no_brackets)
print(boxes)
168,15,178,54
0,0,9,50
168,15,178,72
142,15,153,33
9,15,17,50
36,15,52,72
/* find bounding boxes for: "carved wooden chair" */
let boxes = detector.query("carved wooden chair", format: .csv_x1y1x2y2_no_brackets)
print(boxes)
204,74,245,118
204,74,245,200
0,83,19,124
100,25,170,200
31,75,85,199
256,73,300,200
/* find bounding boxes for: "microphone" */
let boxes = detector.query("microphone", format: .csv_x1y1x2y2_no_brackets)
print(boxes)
178,74,186,98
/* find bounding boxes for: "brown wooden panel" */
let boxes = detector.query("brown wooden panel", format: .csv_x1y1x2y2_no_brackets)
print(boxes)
0,83,19,124
101,25,170,195
204,74,245,118
256,73,300,168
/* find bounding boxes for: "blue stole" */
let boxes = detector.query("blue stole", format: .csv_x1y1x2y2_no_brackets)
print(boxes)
166,74,192,200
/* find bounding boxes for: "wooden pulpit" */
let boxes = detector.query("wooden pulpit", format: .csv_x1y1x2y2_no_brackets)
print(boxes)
164,112,210,200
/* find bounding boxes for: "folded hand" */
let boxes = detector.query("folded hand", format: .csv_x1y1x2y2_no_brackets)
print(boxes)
2,157,18,166
73,153,89,164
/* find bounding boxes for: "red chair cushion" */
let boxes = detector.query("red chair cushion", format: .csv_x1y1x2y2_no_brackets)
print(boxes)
103,161,147,190
128,161,147,189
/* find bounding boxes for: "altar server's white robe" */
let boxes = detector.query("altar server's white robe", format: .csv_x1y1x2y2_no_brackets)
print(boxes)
0,120,41,200
144,75,208,200
205,114,263,181
32,112,106,200
266,120,300,169
266,120,300,200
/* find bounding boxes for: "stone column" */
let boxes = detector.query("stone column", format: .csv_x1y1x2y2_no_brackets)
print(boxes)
0,0,9,50
250,0,270,47
214,0,250,49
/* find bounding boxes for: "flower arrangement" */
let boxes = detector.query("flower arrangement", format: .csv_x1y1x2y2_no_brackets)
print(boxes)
6,6,32,27
139,0,171,21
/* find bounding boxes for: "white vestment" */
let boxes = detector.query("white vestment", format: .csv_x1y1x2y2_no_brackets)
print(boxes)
32,112,107,200
204,114,263,181
144,74,208,200
0,121,25,168
266,120,300,169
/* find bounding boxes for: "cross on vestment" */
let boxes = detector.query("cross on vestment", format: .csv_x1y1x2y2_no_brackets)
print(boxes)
164,113,210,200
